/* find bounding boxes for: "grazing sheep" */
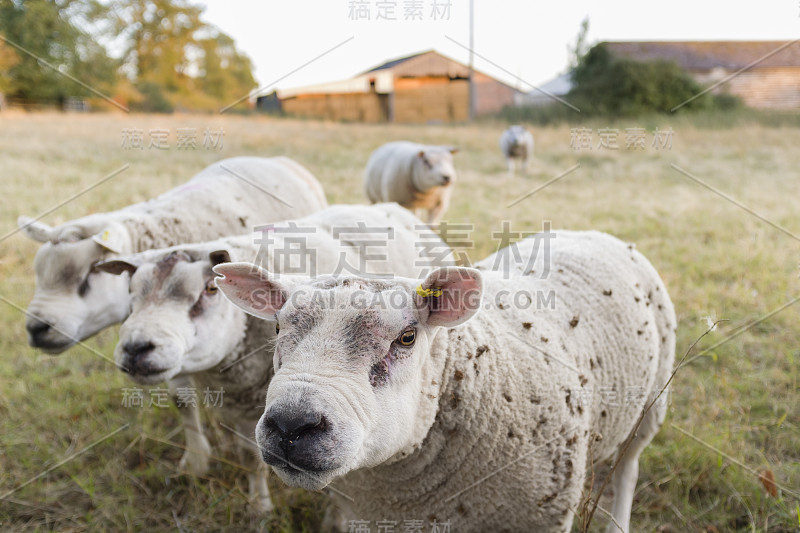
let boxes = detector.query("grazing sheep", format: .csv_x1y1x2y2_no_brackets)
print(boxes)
214,231,676,532
500,124,534,174
17,156,327,476
95,203,455,513
364,141,458,224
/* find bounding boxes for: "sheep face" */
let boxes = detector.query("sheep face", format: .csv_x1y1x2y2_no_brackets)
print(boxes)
100,250,244,385
24,231,131,353
412,148,458,192
214,264,482,491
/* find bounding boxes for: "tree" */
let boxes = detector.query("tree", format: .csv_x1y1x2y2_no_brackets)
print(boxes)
0,0,115,103
568,43,736,115
109,0,256,111
0,0,256,111
195,31,255,104
567,16,591,70
0,39,21,96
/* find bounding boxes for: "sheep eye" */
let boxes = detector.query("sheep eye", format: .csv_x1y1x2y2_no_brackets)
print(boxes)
398,328,416,346
205,282,218,295
275,322,280,334
77,275,90,297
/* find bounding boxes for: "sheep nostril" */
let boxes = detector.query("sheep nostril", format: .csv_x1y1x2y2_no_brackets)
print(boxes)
123,341,155,361
266,411,327,445
26,321,51,337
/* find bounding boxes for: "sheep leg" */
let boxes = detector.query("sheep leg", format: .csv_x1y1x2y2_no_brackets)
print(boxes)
321,498,353,532
169,376,212,476
427,187,452,225
507,157,515,175
607,396,667,533
247,461,273,513
237,421,273,513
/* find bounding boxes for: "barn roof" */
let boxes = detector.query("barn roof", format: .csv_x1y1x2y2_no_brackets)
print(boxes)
361,50,473,79
277,49,518,99
603,41,800,71
364,51,427,73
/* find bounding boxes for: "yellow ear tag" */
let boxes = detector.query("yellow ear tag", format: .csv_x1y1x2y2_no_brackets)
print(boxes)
102,230,110,241
416,285,443,297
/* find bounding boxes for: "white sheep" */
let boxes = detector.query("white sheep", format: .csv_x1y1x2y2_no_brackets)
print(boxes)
364,141,459,225
17,156,327,476
95,203,456,513
500,125,534,174
214,230,676,532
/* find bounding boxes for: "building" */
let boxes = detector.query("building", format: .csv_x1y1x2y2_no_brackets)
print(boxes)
516,72,573,107
603,41,800,110
517,41,800,110
275,50,521,123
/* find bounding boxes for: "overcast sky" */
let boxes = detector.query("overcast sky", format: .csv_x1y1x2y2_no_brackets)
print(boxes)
199,0,798,95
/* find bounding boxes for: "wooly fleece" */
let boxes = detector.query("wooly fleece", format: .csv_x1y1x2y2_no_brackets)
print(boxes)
499,125,534,174
264,230,676,532
18,156,327,480
105,203,456,511
349,232,673,530
19,156,327,352
363,141,457,224
132,203,455,415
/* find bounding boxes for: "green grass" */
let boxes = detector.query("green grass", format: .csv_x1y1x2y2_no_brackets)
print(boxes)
0,111,799,531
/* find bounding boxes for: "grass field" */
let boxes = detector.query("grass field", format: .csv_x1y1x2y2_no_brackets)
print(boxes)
1,111,799,532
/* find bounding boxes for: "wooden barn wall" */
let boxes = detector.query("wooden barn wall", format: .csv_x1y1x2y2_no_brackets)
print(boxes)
282,73,519,123
393,76,469,123
282,92,387,122
474,72,517,115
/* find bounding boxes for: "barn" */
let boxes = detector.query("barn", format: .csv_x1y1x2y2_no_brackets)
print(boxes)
274,50,521,123
604,41,800,110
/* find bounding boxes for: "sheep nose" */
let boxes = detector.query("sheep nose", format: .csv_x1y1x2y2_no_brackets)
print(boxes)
26,320,51,339
264,410,327,446
442,175,452,185
122,340,155,367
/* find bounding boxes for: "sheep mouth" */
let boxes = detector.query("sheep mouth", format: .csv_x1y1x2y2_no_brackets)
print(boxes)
31,339,75,354
267,459,332,490
261,447,328,474
122,362,176,383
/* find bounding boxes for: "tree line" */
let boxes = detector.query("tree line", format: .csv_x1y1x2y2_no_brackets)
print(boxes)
0,0,256,112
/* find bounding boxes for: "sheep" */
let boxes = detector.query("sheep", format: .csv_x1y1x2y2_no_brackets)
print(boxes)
214,230,676,532
500,124,534,174
17,156,327,476
364,141,459,225
94,203,456,513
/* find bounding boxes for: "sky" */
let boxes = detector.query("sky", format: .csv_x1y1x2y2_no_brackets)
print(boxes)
198,0,799,95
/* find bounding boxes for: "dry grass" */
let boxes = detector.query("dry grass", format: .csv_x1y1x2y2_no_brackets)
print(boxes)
0,111,799,532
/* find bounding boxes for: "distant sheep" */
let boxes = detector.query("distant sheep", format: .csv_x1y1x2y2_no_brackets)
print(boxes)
364,141,458,224
17,156,327,476
96,203,455,512
215,230,675,532
500,125,534,174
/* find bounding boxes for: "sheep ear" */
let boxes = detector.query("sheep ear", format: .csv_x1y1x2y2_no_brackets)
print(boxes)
94,259,137,276
209,249,231,266
417,267,482,327
18,216,54,243
213,262,287,320
92,227,125,254
448,146,460,154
